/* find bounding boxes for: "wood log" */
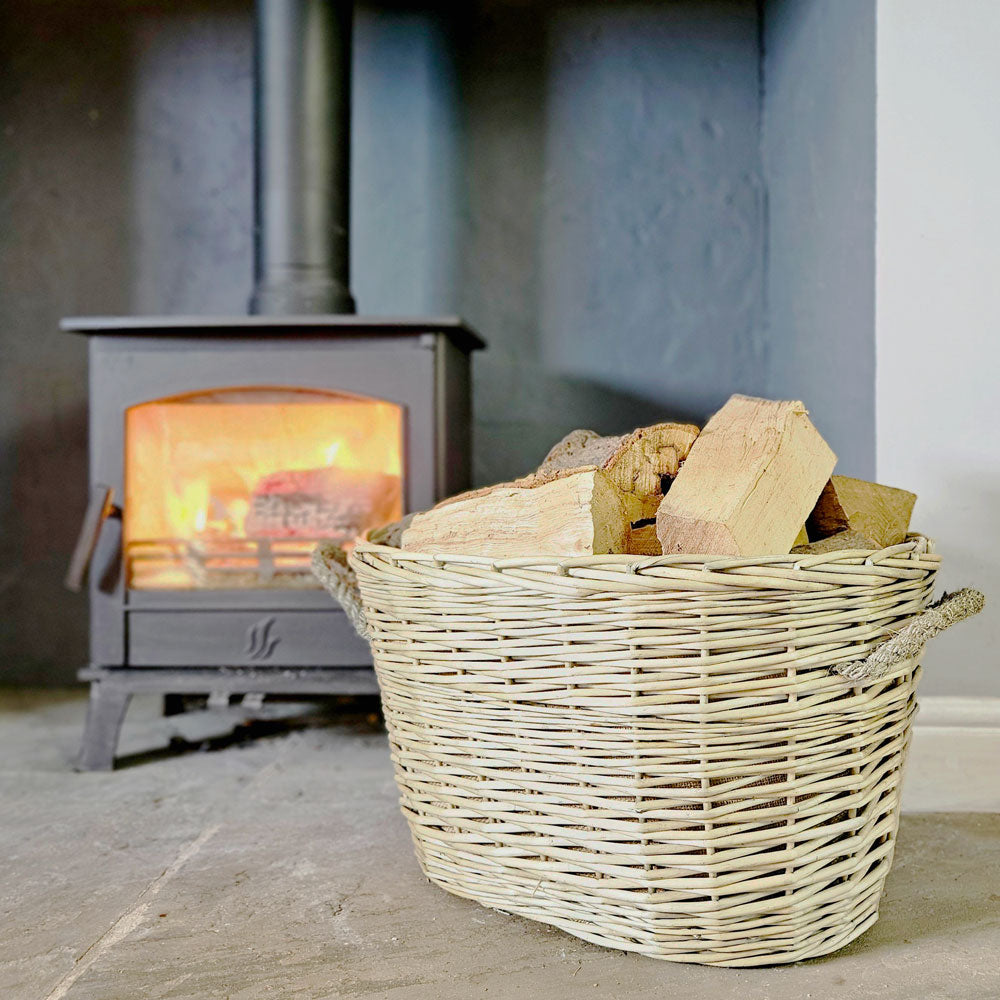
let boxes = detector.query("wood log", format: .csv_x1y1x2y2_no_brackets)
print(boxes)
247,466,401,540
368,513,415,547
628,522,661,556
400,467,630,557
604,423,700,522
538,422,699,555
792,529,879,555
537,430,615,473
656,395,836,556
539,423,699,520
807,475,916,548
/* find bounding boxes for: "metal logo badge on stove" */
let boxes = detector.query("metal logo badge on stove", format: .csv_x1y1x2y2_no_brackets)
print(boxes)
244,616,281,661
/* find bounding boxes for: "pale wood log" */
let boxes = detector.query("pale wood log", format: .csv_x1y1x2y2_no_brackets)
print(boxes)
656,395,836,556
400,468,629,557
628,522,661,556
539,423,698,515
792,529,878,554
604,423,700,522
431,464,596,510
807,475,916,548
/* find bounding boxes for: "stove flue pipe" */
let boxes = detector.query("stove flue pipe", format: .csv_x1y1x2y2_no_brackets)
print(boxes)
250,0,356,315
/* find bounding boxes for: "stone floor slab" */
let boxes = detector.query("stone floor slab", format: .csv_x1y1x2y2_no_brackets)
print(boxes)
1,692,997,1000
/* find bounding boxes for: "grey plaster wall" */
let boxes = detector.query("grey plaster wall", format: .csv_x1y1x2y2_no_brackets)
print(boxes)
762,0,877,478
0,1,253,687
2,0,773,685
351,1,766,484
1,1,142,689
451,2,765,483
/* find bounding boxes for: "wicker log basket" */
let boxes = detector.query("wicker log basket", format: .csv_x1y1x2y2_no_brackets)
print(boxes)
313,534,983,967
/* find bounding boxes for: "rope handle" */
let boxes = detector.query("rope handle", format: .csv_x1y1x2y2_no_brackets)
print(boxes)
311,516,414,639
312,543,369,639
835,588,985,682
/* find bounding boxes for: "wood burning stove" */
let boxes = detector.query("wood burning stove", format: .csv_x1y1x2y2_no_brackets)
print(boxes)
64,315,481,768
62,0,486,769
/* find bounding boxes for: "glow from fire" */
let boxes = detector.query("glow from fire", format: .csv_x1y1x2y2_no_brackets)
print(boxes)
125,388,403,588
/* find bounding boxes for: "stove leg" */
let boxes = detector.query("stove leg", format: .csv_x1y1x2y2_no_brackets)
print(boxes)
77,681,132,771
163,694,186,717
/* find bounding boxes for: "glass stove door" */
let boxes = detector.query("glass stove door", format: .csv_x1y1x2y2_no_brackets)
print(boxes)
124,387,403,589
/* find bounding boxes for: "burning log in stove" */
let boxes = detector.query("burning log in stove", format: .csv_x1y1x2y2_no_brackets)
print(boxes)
246,465,401,542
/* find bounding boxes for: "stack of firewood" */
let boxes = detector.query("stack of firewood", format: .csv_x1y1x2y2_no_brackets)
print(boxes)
398,394,916,558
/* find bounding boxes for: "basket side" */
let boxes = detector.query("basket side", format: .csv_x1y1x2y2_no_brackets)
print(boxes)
352,540,937,965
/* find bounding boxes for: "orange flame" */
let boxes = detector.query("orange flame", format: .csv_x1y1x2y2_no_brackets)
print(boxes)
125,388,403,587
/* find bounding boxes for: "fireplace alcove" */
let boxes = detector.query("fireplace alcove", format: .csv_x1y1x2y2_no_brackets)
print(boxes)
55,0,876,768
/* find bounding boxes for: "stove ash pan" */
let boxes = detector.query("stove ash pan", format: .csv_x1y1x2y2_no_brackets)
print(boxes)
63,315,482,769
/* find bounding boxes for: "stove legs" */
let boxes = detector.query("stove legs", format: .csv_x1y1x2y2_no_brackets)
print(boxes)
77,680,132,771
73,667,380,772
163,693,186,717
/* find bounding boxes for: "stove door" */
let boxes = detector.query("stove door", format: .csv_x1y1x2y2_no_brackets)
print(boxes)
124,387,403,590
82,329,445,668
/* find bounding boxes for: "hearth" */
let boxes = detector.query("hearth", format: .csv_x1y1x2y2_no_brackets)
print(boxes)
64,0,484,769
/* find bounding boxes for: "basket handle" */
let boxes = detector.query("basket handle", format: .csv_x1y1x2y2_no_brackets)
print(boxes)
312,543,369,639
835,588,985,682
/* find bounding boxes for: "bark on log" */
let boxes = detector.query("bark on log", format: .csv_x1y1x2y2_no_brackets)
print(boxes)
538,422,700,555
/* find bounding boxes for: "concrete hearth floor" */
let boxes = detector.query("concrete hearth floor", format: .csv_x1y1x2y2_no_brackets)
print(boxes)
1,691,998,1000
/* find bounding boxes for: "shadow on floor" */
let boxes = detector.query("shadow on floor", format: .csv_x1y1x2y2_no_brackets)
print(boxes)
112,694,385,770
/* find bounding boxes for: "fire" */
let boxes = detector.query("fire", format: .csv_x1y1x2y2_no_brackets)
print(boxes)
125,388,403,588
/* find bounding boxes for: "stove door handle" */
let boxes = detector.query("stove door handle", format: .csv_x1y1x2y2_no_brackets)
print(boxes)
65,484,121,592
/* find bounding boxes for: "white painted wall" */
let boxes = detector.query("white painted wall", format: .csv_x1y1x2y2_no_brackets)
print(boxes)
877,0,1000,695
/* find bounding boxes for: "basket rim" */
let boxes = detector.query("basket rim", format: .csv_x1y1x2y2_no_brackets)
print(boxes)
348,534,937,575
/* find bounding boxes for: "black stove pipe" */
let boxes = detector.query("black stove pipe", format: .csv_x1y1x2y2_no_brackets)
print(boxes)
250,0,356,315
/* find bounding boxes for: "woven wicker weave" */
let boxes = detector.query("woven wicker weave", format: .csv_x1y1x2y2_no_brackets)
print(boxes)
318,536,980,966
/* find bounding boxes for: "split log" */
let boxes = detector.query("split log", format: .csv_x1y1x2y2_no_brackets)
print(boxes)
605,423,700,522
807,476,916,548
656,395,836,556
400,467,630,557
539,422,699,555
539,422,699,520
628,522,661,557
